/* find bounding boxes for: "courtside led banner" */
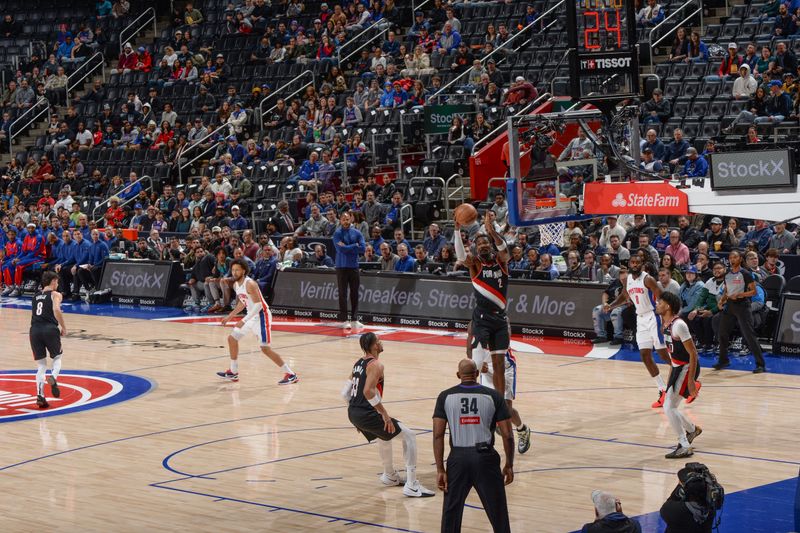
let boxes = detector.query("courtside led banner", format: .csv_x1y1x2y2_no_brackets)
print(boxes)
583,182,689,215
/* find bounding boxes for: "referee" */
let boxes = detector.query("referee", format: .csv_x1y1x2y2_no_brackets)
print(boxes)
333,211,366,330
433,359,514,533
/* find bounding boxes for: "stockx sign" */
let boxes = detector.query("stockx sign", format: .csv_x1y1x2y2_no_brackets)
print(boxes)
710,149,796,190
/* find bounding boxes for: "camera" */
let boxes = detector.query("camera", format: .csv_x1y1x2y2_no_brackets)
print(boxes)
679,462,725,513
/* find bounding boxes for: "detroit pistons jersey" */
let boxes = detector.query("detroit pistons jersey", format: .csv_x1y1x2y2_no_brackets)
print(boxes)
472,260,509,312
627,272,656,315
234,278,267,316
349,357,383,410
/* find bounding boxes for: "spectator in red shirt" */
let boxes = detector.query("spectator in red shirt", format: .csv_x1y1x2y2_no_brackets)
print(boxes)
114,42,138,74
135,46,152,72
503,76,538,106
31,156,54,183
104,196,125,228
37,188,56,208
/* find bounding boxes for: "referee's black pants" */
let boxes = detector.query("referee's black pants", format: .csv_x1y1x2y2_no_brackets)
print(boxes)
336,267,360,322
441,448,510,533
717,300,766,367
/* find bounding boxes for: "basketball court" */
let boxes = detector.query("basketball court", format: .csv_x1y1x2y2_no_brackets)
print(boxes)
0,300,798,532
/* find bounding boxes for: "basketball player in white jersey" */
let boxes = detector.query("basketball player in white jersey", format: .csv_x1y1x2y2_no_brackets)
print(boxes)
656,291,702,458
604,254,670,408
466,321,531,454
217,258,298,384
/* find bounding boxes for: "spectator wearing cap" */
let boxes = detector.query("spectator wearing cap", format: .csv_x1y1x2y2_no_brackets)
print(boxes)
755,80,791,124
227,102,248,136
104,197,125,228
213,54,231,81
451,42,474,73
769,221,796,253
408,10,430,41
581,490,640,533
226,135,246,163
679,266,706,319
679,147,708,178
503,76,538,106
705,217,733,252
718,43,742,78
640,147,663,172
227,205,248,231
641,88,672,125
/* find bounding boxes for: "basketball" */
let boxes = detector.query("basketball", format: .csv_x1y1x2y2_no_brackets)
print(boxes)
454,203,478,226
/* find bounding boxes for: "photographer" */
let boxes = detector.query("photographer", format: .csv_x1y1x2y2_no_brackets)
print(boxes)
660,464,721,532
581,490,641,533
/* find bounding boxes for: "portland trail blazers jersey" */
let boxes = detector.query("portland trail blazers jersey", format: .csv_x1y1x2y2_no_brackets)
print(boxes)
664,317,692,367
349,357,383,410
472,260,508,312
31,291,58,327
627,272,656,315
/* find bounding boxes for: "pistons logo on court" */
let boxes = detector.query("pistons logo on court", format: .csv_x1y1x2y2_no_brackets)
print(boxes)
0,370,153,423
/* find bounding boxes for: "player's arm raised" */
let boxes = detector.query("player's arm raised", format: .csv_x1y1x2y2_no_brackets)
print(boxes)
483,212,510,264
52,290,67,336
453,221,478,272
364,360,394,434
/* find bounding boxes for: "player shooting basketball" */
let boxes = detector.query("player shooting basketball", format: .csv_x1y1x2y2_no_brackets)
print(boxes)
454,211,511,399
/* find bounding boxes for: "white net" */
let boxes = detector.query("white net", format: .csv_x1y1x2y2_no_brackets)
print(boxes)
538,221,566,247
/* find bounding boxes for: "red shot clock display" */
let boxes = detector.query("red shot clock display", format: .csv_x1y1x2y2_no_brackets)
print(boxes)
566,0,639,102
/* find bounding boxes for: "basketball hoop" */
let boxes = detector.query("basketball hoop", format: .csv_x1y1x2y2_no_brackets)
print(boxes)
538,220,566,248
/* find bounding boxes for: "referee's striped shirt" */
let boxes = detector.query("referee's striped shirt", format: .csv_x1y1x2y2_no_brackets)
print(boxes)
433,383,510,448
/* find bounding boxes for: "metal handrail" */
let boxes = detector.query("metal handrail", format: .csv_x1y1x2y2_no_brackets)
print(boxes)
257,70,315,138
445,173,466,218
65,52,105,102
648,0,703,67
399,203,414,237
336,20,387,66
177,121,232,184
411,0,434,13
91,175,154,223
8,97,50,158
472,92,552,154
429,0,565,102
119,7,157,53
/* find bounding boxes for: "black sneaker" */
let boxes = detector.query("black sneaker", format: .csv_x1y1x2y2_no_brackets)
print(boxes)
47,376,60,398
712,360,730,371
591,337,608,344
752,366,766,374
609,338,624,345
36,395,49,408
665,444,693,459
686,426,702,444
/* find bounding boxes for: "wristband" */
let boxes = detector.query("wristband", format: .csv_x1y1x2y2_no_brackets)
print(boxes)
367,392,382,407
496,241,507,252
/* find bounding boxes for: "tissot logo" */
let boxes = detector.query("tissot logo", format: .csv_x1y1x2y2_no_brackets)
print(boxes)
581,57,632,70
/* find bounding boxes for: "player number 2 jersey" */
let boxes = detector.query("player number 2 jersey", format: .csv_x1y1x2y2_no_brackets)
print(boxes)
627,272,656,315
472,260,508,312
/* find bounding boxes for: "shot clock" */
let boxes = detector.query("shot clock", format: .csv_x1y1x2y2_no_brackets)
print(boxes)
566,0,640,102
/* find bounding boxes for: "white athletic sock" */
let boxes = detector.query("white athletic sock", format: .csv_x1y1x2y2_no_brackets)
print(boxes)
51,355,62,380
377,439,394,475
230,359,239,373
35,360,47,396
397,423,417,484
654,375,666,392
516,423,526,431
281,364,293,375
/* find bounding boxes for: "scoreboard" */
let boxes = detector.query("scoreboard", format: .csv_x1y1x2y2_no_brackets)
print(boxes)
566,0,640,102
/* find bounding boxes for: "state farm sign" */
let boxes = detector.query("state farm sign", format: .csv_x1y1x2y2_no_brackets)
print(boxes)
584,182,689,215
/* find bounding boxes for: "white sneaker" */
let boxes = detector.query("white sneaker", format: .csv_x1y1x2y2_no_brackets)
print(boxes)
343,321,352,329
352,321,365,329
380,471,406,486
403,480,435,498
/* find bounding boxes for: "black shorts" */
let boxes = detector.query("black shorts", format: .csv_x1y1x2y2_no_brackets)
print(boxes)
29,326,62,361
348,406,402,442
667,362,700,399
472,308,510,354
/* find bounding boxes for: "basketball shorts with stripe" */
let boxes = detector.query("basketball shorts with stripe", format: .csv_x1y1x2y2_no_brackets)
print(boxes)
472,308,510,354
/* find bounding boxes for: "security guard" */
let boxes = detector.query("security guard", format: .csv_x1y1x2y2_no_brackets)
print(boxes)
433,359,515,533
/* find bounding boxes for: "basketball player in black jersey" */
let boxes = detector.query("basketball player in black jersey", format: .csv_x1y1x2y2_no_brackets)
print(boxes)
454,214,511,398
344,332,435,497
656,292,703,459
30,271,67,408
